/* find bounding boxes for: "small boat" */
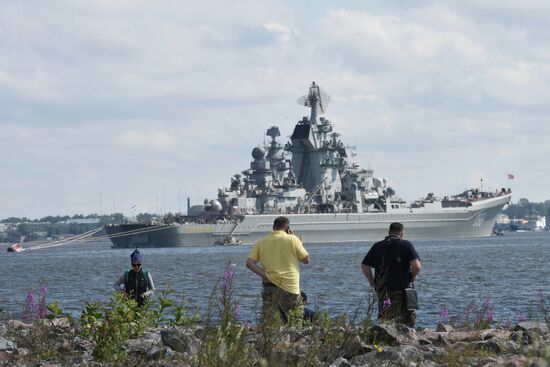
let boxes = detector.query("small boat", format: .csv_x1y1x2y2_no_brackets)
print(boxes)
214,236,243,246
492,229,504,236
7,243,24,253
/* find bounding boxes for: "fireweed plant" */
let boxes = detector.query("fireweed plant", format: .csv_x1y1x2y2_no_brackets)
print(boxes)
437,297,541,330
22,279,49,322
198,260,252,367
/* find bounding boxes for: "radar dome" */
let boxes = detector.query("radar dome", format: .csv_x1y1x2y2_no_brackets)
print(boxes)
252,146,266,160
206,199,223,211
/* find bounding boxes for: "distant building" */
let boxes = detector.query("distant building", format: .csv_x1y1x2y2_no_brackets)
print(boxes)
496,214,510,225
62,218,101,225
510,216,546,231
526,216,546,231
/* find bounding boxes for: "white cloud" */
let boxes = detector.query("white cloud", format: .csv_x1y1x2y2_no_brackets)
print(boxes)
0,0,549,218
116,130,176,150
263,22,298,43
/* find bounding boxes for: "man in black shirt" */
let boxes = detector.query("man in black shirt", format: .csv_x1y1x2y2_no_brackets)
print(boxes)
361,222,421,326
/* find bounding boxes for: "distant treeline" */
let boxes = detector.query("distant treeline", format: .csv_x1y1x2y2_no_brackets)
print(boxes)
501,198,550,218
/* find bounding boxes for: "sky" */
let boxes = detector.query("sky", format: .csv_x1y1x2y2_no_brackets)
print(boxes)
1,0,549,219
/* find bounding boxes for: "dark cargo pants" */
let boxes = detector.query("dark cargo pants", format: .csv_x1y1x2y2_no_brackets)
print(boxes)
262,283,303,323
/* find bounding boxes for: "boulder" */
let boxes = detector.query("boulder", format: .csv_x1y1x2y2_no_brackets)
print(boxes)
125,332,162,360
45,317,72,330
161,327,200,354
513,321,548,334
445,330,482,343
350,345,424,367
0,337,16,352
329,356,351,367
369,323,417,346
435,323,454,332
503,354,529,367
475,338,502,353
339,335,373,359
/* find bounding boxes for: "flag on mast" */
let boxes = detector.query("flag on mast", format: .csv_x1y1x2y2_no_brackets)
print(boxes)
507,173,515,180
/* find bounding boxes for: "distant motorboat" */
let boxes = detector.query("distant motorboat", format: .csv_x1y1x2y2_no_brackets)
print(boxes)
7,243,23,253
214,236,243,246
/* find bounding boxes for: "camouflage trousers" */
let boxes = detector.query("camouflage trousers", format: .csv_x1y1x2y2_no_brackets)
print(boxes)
261,284,303,323
377,290,416,327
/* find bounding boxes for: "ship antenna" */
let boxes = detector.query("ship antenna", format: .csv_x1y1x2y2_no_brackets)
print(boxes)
297,81,331,123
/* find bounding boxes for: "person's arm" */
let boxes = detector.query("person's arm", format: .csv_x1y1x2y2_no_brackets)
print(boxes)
113,274,125,291
409,259,421,281
143,273,155,298
361,264,375,288
246,258,269,282
292,235,310,264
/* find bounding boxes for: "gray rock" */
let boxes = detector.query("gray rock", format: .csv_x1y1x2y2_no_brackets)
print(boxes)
350,346,401,366
434,334,450,347
513,321,549,333
329,357,351,367
0,336,16,352
478,356,498,366
73,336,94,353
352,346,433,367
14,347,28,357
161,327,201,356
370,323,417,346
45,317,72,330
394,345,424,365
416,336,432,345
125,335,162,360
505,339,520,352
510,330,536,345
339,335,373,359
164,346,176,358
435,323,454,332
475,338,502,354
503,354,529,367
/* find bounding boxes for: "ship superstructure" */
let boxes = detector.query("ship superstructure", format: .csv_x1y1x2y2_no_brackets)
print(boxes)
215,82,400,217
105,82,512,248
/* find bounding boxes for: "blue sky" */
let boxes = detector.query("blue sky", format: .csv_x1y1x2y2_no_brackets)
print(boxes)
1,0,548,218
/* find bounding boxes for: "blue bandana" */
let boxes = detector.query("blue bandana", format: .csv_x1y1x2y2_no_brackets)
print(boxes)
130,249,142,263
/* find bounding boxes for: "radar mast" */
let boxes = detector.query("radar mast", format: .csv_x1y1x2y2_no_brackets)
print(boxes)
297,81,331,123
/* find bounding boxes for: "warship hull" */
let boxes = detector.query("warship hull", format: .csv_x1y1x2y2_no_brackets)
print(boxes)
106,194,511,248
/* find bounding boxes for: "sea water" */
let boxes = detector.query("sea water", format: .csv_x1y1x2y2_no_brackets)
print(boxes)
1,231,548,328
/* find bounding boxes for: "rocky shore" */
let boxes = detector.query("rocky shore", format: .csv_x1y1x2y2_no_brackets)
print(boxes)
0,317,548,367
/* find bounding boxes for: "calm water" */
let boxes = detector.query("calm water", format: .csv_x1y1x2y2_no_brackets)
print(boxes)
1,232,548,328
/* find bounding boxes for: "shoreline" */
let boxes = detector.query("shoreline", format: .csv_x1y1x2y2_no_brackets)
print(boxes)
0,317,548,366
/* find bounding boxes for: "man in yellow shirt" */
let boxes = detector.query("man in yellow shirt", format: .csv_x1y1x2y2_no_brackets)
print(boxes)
246,216,310,321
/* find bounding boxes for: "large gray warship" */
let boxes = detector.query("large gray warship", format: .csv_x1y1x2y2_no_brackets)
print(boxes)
105,82,512,248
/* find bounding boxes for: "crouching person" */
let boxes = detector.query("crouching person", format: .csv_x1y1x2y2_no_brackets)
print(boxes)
113,249,155,307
